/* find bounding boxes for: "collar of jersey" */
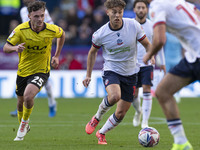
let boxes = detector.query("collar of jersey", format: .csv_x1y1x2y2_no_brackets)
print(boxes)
108,19,124,31
29,21,46,34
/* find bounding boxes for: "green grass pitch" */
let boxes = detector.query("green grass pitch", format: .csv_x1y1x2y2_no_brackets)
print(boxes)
0,97,200,150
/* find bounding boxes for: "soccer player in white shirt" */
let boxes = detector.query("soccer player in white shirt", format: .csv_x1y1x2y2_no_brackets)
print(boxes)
10,0,56,118
144,0,200,149
132,0,166,129
82,0,152,145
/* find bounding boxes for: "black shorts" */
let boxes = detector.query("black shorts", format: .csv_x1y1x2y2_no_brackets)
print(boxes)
136,66,153,88
169,58,200,83
16,73,49,96
102,71,137,102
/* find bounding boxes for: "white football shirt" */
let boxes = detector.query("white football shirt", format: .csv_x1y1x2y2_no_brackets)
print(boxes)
20,6,54,24
92,18,146,76
136,18,165,67
149,0,200,63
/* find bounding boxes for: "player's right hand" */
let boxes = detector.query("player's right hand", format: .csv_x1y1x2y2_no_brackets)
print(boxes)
82,77,91,88
16,43,25,53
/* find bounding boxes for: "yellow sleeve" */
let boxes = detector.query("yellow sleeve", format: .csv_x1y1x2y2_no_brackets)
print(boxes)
7,26,21,45
53,25,64,38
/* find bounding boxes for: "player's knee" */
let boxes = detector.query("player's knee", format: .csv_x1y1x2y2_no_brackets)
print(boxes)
108,94,121,103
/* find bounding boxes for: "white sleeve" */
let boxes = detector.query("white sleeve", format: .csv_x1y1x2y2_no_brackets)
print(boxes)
149,1,167,28
156,47,165,65
44,9,54,24
91,30,102,48
135,21,146,41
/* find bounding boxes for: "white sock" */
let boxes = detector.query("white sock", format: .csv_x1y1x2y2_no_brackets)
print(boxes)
95,96,111,120
142,92,152,123
132,96,141,113
99,113,121,134
167,119,188,144
45,80,56,107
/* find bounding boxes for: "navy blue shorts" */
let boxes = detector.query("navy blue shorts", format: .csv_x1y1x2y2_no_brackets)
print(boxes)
16,73,49,96
102,71,137,102
169,58,200,83
136,66,153,88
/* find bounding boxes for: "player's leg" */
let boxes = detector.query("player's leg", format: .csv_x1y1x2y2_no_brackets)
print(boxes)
85,84,120,135
14,84,39,141
17,96,24,123
95,73,136,144
97,99,131,144
132,88,142,126
155,73,191,147
141,84,152,128
45,80,57,117
14,73,48,141
140,66,153,128
85,71,120,135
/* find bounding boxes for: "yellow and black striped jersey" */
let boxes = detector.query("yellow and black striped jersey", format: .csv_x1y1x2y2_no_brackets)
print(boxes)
7,21,63,77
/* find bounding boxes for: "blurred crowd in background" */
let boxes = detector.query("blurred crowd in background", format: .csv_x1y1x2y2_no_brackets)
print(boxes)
0,0,200,70
0,0,140,46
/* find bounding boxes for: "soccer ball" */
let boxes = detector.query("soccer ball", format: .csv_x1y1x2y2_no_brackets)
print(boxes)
138,127,160,147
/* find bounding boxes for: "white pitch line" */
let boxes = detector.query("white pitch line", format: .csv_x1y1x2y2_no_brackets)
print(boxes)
0,117,199,128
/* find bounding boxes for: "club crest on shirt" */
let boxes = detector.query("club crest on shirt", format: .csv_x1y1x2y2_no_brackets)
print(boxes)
44,37,50,43
117,32,120,37
117,39,123,45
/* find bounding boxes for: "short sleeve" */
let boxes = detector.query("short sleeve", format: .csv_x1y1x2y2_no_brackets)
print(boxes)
7,26,21,46
53,25,63,38
135,21,146,42
149,1,167,28
92,30,101,49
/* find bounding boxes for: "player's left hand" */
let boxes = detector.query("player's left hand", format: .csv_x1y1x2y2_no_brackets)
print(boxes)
51,56,59,69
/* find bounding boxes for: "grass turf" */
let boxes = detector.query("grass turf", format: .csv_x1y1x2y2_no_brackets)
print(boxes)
0,97,200,150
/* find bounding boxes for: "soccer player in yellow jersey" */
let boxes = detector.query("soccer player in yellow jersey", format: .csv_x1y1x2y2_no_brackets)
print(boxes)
3,1,65,141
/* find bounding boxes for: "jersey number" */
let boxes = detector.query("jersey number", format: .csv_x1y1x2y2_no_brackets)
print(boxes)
176,4,198,25
31,76,44,87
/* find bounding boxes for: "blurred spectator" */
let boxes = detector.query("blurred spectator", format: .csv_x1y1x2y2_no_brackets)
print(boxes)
66,25,79,45
77,23,92,45
8,20,19,34
66,7,80,26
58,52,82,70
0,0,21,35
91,10,106,32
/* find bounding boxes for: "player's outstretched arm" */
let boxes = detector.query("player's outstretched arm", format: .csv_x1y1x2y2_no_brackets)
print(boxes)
143,24,166,64
3,42,25,53
51,32,65,69
82,45,98,88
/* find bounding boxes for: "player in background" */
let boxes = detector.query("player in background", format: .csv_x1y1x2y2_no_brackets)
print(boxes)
144,0,200,149
132,0,166,128
10,0,57,118
3,1,65,141
82,0,152,145
164,32,184,103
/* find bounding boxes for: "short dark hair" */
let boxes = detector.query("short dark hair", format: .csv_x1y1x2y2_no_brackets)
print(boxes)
133,0,148,8
27,1,46,13
104,0,126,9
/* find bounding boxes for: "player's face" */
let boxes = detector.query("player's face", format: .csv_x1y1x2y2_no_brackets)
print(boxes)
28,8,45,29
134,2,148,20
106,7,124,29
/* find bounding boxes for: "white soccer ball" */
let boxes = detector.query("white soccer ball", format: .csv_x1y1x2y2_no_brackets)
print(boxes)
138,127,160,147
